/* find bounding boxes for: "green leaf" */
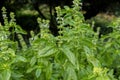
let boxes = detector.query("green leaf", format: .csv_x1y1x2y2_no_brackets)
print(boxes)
2,69,11,80
30,56,36,66
108,70,117,80
26,66,37,73
60,45,76,66
15,25,27,34
64,66,77,80
38,48,57,57
84,46,101,67
46,64,52,80
11,72,24,79
0,74,2,80
96,76,110,80
16,55,27,62
37,46,57,58
35,68,41,78
38,46,52,56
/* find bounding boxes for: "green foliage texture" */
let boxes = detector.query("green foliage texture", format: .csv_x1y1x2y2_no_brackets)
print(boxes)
0,0,120,80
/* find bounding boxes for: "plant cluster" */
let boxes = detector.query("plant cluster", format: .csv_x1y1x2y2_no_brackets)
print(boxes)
0,0,120,80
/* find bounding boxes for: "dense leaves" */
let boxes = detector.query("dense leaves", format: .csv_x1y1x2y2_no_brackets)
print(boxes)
0,0,120,80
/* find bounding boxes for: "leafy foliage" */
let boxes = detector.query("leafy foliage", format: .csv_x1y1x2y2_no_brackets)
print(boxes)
0,0,120,80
